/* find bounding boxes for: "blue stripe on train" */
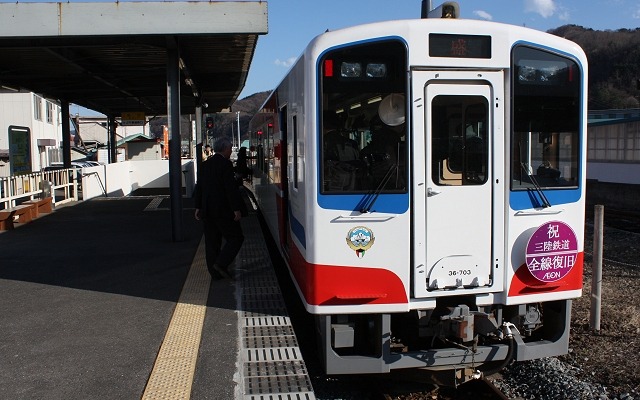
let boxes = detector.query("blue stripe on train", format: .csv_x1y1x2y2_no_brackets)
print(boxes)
510,187,582,210
317,193,409,213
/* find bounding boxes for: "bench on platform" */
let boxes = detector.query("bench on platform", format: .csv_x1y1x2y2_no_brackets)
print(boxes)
23,197,53,218
0,204,35,231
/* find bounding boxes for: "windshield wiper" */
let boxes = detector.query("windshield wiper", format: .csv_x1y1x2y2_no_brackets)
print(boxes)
521,163,551,208
359,164,398,213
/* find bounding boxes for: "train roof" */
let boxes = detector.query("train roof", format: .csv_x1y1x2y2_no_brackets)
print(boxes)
304,18,587,68
253,16,587,115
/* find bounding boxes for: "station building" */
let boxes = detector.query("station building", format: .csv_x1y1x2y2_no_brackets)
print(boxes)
0,90,63,176
586,108,640,212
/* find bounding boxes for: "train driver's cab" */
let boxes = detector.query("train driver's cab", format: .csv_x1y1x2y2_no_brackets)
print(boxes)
320,39,408,195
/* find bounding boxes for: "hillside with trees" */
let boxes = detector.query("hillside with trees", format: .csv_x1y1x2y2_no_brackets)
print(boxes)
549,25,640,110
210,90,271,142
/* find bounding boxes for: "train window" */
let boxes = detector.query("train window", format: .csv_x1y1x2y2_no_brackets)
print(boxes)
320,39,408,194
511,46,580,190
431,95,488,186
292,114,298,189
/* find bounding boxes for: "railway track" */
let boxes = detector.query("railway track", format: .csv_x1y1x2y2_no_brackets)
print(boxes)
599,207,640,233
453,377,511,400
373,375,510,400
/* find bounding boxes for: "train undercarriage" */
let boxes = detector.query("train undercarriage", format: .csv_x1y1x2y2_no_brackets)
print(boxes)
317,297,572,386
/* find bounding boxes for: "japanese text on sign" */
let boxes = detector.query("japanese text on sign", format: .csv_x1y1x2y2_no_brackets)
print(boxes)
525,221,578,282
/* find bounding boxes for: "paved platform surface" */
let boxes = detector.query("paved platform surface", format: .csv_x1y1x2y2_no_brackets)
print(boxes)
0,193,315,400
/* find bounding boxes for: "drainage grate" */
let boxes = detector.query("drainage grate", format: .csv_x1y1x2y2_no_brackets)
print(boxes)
244,360,308,377
241,274,280,288
244,334,298,349
242,286,282,295
237,215,316,400
240,303,289,317
242,293,287,304
244,315,292,327
243,325,295,338
241,299,288,313
245,374,314,394
245,393,315,400
244,347,304,363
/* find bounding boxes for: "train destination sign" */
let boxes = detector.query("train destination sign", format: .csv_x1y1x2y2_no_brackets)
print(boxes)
525,221,578,282
429,34,492,59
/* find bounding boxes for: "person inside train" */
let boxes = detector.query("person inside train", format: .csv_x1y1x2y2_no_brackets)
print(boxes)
322,112,364,191
323,112,360,162
361,116,405,190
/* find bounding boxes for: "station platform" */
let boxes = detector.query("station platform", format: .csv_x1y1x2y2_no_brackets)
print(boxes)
0,192,316,400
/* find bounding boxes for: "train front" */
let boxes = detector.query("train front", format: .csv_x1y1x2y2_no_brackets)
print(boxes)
306,16,587,384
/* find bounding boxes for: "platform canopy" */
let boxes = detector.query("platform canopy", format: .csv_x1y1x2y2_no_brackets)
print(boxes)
0,1,268,116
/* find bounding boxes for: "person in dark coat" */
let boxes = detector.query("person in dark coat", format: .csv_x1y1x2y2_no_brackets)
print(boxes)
234,146,251,183
194,137,245,279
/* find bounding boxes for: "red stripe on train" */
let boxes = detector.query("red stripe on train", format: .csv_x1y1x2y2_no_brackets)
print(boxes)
508,252,584,296
286,239,408,306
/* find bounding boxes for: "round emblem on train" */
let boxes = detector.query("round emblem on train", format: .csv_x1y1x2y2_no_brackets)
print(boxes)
525,221,578,282
346,226,375,258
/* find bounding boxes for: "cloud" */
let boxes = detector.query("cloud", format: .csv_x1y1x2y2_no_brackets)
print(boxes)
274,57,296,68
634,7,640,19
524,0,557,18
473,10,493,21
558,7,570,21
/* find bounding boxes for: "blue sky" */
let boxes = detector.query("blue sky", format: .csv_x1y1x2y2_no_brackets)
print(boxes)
239,0,640,98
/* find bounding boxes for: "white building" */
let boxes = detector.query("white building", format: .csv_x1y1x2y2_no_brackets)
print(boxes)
0,89,62,176
74,116,153,163
0,89,159,175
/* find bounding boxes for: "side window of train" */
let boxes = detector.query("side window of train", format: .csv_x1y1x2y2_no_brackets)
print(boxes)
511,45,581,190
432,95,488,186
292,114,298,189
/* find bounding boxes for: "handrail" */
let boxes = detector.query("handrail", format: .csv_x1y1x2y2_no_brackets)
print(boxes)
0,169,79,209
82,171,107,197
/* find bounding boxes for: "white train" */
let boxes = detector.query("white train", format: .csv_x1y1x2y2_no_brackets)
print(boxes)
247,2,587,385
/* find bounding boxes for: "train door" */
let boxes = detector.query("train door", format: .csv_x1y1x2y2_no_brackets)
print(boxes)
412,71,503,298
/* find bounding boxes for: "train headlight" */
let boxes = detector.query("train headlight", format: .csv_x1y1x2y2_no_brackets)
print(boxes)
339,62,387,78
366,63,387,78
340,62,362,78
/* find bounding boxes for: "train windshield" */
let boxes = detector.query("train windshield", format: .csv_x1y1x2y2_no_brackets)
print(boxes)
511,45,581,190
320,40,408,194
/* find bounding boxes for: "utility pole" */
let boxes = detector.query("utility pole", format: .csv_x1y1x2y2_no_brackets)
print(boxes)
236,111,241,148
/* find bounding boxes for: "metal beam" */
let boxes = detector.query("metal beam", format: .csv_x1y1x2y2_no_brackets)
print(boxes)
108,117,117,164
61,100,71,168
167,40,183,242
0,2,268,37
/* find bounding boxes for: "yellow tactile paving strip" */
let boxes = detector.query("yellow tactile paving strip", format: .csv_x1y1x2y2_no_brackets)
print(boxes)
141,237,210,400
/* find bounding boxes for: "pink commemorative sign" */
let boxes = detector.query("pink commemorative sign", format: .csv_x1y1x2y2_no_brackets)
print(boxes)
525,221,578,283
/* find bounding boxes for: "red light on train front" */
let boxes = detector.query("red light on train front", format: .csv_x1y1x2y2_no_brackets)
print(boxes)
568,65,574,82
324,59,334,77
